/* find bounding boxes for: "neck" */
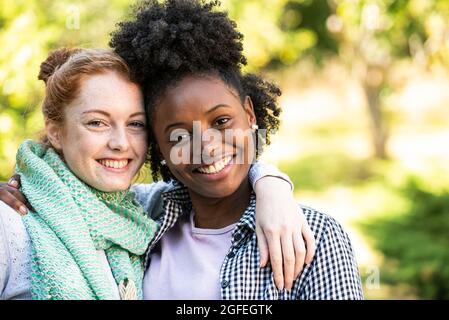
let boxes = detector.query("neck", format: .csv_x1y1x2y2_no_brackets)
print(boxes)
188,178,252,229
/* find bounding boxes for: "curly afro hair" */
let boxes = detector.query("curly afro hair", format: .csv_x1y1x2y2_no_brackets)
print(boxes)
110,0,282,181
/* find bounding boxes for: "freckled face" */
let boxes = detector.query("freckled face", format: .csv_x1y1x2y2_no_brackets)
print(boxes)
152,75,257,198
50,71,148,192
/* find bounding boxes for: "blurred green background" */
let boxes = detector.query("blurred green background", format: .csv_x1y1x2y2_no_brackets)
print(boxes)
1,0,449,299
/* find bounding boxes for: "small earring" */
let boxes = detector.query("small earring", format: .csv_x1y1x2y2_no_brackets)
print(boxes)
251,124,259,130
160,159,166,165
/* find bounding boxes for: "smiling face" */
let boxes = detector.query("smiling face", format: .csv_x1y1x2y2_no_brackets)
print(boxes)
46,71,148,192
152,74,257,199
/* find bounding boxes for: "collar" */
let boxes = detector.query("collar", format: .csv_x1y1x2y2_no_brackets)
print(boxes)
160,180,192,204
144,181,257,269
160,181,257,243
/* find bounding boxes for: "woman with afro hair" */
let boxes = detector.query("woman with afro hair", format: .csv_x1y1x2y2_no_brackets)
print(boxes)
109,0,364,299
0,2,315,299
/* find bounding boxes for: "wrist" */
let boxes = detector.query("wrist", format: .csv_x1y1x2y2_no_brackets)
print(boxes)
254,176,293,196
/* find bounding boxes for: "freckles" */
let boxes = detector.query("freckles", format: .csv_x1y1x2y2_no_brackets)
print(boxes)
76,140,97,156
138,136,149,151
65,126,94,150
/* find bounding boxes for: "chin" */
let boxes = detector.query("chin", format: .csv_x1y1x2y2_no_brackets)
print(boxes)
192,183,240,199
90,181,131,192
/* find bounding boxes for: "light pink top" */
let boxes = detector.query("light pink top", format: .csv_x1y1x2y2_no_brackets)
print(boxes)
143,211,236,300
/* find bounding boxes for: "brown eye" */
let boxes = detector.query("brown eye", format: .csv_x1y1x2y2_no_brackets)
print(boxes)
176,133,189,142
215,117,230,126
170,128,191,144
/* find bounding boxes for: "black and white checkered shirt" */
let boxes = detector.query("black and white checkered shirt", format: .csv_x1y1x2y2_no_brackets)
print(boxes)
143,183,364,300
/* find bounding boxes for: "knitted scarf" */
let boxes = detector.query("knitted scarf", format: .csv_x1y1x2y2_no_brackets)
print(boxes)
15,140,159,300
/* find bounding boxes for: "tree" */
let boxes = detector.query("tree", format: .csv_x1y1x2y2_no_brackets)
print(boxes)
360,179,449,299
223,0,449,159
0,0,133,180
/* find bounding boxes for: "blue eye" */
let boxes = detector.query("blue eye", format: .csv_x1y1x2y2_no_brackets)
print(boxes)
129,121,146,129
87,120,105,127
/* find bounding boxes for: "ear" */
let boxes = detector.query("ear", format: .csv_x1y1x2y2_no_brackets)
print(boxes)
45,120,63,150
243,96,256,127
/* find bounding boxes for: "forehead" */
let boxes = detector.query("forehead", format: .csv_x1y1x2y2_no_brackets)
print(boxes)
72,71,143,115
157,75,241,115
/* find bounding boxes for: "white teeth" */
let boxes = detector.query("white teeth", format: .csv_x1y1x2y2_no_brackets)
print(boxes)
203,166,211,174
197,156,232,174
99,159,129,169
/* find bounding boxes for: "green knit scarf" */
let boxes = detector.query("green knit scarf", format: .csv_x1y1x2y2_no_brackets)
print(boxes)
15,140,159,300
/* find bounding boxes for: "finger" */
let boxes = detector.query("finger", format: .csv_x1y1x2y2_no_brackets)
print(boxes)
7,178,19,189
266,232,284,290
256,225,269,267
7,187,33,212
8,174,21,188
303,223,316,265
6,187,31,209
281,232,296,291
0,186,30,211
23,199,35,212
7,187,34,211
293,232,306,279
0,189,28,215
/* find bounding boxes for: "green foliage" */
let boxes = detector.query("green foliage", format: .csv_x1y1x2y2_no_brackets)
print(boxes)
360,179,449,299
222,0,449,71
0,0,133,181
276,0,338,66
2,1,449,179
279,152,376,191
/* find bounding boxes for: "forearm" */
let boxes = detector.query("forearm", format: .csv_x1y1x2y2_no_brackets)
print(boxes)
248,161,293,191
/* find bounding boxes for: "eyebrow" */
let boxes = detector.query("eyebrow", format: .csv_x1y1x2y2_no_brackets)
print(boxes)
164,122,187,134
82,109,146,118
205,104,232,114
163,104,232,133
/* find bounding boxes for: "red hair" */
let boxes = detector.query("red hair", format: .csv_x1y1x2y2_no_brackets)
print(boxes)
38,48,133,145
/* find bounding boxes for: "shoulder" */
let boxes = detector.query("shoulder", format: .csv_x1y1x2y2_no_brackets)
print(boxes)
131,181,173,200
0,201,29,238
131,181,175,219
0,201,29,244
0,201,31,260
0,201,32,299
297,205,363,299
300,205,353,250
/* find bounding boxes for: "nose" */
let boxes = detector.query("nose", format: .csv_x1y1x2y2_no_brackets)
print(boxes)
200,128,223,163
108,126,130,152
202,141,216,161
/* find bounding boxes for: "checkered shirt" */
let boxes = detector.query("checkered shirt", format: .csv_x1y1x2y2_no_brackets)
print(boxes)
144,183,364,300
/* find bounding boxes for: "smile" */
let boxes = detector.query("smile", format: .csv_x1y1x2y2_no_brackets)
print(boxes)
195,156,233,174
97,159,130,169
